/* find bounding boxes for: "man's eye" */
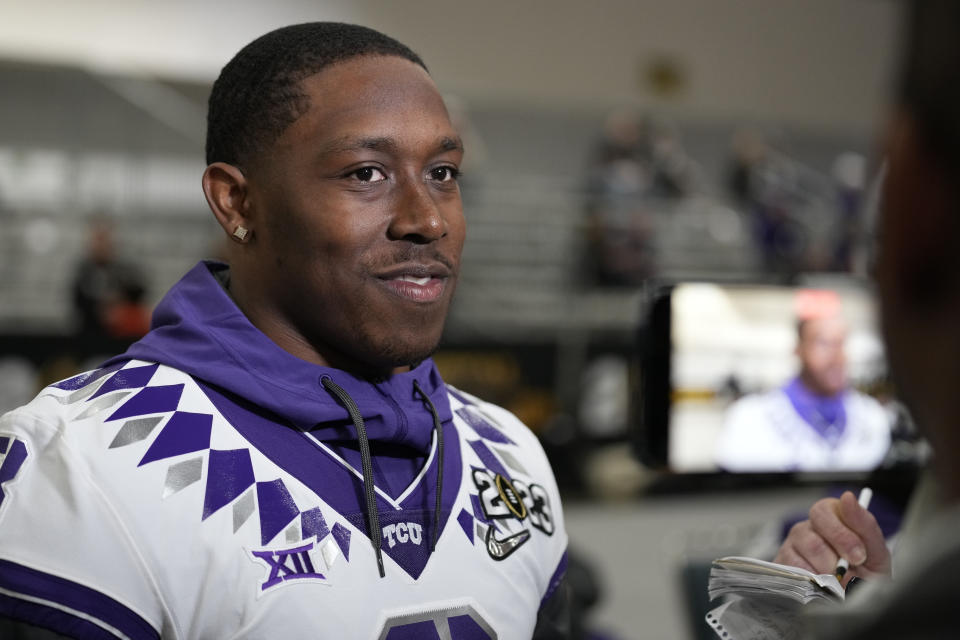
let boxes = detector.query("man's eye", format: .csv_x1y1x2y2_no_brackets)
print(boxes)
429,166,460,182
351,167,386,182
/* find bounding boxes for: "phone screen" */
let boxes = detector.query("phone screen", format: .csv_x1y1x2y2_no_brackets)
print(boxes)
665,282,895,473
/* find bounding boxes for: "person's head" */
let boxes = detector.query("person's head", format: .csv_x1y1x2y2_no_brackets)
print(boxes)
796,314,848,397
202,23,465,379
877,0,960,438
87,217,115,264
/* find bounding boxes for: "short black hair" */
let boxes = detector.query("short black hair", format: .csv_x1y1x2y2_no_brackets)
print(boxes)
899,0,960,169
206,22,427,168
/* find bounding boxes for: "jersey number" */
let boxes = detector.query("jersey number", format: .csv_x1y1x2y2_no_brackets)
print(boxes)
379,604,496,639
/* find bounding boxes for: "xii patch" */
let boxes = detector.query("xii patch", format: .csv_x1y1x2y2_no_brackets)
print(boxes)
250,541,328,593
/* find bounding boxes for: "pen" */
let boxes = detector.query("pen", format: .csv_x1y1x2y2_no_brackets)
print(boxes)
835,487,873,579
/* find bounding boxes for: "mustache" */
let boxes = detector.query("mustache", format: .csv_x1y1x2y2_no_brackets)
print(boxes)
366,245,459,273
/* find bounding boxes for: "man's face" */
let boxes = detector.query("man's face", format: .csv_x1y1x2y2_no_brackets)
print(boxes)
242,55,465,375
797,316,848,396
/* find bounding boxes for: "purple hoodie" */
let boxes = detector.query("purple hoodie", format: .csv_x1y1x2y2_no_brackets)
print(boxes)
105,260,454,499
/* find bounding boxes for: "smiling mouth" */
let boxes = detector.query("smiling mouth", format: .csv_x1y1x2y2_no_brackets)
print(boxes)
376,259,455,303
379,272,450,303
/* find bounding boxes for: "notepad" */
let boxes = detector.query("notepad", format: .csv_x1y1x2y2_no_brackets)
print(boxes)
708,556,845,605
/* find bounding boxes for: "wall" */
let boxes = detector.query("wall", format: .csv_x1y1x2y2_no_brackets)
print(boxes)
0,0,901,131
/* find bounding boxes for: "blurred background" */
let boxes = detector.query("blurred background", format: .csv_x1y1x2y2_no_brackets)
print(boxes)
0,0,909,637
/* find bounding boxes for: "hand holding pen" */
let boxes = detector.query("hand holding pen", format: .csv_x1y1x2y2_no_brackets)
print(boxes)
775,488,890,587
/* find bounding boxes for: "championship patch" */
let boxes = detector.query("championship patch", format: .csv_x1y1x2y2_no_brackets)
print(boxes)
468,467,555,562
471,468,554,534
0,434,29,512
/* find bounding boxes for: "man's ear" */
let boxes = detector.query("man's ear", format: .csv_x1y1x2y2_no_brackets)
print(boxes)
203,162,253,242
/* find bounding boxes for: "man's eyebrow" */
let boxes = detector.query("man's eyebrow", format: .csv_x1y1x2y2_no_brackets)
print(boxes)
322,136,399,154
321,135,464,155
438,136,464,153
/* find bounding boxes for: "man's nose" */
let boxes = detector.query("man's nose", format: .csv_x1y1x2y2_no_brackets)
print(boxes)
388,177,446,243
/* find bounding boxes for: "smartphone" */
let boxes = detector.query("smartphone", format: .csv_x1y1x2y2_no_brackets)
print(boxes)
635,280,910,475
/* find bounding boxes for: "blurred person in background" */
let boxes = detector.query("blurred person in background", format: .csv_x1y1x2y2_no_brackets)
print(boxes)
829,152,869,273
583,110,696,287
71,217,149,340
775,2,960,637
715,290,891,472
0,23,569,640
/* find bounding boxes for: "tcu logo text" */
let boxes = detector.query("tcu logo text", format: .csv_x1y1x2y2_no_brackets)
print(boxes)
251,542,326,591
382,521,423,548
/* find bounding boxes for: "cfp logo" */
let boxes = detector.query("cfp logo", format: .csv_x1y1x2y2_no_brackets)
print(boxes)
472,469,554,535
472,469,554,562
251,542,326,592
382,521,423,549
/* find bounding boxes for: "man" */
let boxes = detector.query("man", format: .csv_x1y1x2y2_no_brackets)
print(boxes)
0,23,568,639
72,218,148,340
776,1,960,637
715,292,891,472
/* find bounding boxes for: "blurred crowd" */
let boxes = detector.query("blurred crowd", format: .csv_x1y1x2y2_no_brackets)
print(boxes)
583,109,875,287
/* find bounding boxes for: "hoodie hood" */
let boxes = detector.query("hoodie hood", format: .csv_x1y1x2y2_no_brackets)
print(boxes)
107,261,452,455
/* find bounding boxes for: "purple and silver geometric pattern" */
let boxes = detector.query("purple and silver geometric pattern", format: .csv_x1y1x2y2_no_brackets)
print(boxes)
106,384,184,422
89,364,159,400
256,479,300,546
109,416,164,449
51,362,125,392
51,363,362,570
300,506,330,542
232,489,256,533
455,405,515,445
139,412,212,466
202,449,255,520
491,446,527,476
162,457,203,499
331,522,352,561
467,440,511,481
74,391,132,421
457,508,475,544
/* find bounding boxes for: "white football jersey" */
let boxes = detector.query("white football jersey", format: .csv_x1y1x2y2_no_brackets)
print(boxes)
715,389,892,472
0,361,567,639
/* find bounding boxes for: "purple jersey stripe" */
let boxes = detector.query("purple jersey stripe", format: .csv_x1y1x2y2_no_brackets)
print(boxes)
455,406,515,445
0,560,159,640
539,550,568,609
468,440,511,481
446,387,471,406
0,438,29,509
0,593,120,640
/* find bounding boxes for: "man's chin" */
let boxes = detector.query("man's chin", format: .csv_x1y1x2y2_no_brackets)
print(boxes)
358,336,443,378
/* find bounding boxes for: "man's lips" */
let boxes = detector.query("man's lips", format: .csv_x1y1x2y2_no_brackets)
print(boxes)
376,262,453,303
376,261,452,280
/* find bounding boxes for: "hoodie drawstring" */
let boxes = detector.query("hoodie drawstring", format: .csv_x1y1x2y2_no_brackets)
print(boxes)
413,379,444,553
321,376,446,578
321,376,385,578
